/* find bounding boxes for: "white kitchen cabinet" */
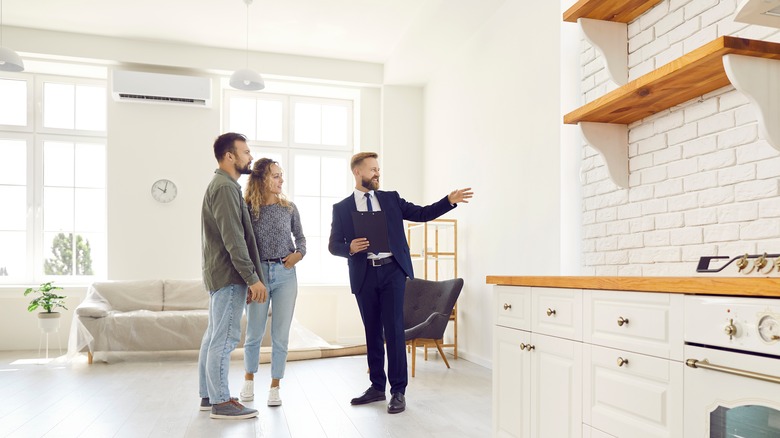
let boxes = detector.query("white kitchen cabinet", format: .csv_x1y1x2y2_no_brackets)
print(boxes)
583,343,683,438
493,287,582,438
494,325,531,438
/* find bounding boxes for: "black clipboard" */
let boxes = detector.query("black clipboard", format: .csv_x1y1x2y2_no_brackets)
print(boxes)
352,211,390,253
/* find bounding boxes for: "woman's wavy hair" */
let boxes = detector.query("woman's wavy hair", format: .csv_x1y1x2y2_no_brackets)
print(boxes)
244,158,291,218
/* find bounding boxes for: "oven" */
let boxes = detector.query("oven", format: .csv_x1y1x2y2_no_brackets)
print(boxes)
684,295,780,437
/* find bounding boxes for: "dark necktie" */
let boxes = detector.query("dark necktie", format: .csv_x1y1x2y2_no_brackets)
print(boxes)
365,192,373,212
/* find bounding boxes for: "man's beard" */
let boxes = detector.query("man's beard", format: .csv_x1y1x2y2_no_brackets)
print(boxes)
361,176,379,191
236,162,252,175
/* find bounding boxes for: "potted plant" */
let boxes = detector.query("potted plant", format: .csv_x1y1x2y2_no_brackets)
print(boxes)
24,281,67,333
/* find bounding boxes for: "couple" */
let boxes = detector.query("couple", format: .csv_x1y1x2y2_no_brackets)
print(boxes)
198,132,304,420
198,132,472,420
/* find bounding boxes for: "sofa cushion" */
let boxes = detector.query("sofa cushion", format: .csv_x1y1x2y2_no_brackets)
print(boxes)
163,280,210,311
92,280,164,312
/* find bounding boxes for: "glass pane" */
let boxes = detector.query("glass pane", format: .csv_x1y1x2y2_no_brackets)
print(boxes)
229,97,257,140
296,237,320,284
75,85,106,131
75,188,106,232
0,138,27,184
43,141,75,187
43,187,74,231
321,156,349,197
711,405,780,437
294,103,321,144
0,78,27,126
257,100,283,142
322,105,348,146
43,82,75,129
0,231,26,280
320,237,347,284
76,232,103,276
294,154,321,196
74,143,106,188
0,186,26,230
43,232,73,275
321,197,341,237
294,196,320,240
249,147,284,169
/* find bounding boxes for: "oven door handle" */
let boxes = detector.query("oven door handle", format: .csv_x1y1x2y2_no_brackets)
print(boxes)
686,359,780,385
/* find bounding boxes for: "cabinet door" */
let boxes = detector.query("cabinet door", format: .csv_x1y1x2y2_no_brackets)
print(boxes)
493,326,531,438
584,344,683,438
530,333,582,438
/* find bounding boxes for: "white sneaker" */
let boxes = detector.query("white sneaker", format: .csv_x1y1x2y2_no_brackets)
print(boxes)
239,380,254,402
267,387,282,407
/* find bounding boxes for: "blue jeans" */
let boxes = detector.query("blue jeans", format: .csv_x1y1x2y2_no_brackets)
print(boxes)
198,284,247,403
244,262,298,379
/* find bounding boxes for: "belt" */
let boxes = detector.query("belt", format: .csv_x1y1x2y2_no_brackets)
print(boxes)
262,257,285,264
368,257,394,267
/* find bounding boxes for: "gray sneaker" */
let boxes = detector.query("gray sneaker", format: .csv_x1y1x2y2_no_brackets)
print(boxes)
200,397,238,412
210,399,258,420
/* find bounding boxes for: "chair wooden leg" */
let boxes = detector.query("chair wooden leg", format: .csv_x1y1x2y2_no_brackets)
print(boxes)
411,339,417,378
434,339,450,369
87,352,93,364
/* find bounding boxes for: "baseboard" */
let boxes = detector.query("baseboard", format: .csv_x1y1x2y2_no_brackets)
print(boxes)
452,350,492,370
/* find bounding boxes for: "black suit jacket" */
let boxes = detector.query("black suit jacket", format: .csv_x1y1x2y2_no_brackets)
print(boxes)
328,190,456,294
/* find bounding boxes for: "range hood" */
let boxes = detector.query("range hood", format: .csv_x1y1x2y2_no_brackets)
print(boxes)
736,0,780,28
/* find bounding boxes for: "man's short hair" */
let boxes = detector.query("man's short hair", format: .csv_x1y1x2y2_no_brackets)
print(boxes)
214,132,247,161
351,152,378,170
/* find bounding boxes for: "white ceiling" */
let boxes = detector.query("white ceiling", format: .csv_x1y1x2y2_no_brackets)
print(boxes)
3,0,427,64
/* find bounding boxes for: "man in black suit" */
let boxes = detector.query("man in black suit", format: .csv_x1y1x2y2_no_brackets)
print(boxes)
328,152,473,414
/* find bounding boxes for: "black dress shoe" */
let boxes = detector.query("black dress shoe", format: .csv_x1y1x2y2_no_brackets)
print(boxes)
387,392,405,414
350,387,386,405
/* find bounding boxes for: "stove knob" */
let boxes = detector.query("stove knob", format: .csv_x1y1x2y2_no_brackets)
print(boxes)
724,318,737,340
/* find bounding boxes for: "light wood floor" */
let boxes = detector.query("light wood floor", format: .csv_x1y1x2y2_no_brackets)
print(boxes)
0,349,491,438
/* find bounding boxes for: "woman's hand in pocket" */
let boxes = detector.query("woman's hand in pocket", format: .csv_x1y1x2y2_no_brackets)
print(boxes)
283,251,303,269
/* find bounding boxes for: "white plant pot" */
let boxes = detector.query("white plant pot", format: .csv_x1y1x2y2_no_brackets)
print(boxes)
38,312,61,333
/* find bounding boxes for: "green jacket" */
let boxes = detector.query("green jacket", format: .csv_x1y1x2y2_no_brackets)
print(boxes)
201,169,265,292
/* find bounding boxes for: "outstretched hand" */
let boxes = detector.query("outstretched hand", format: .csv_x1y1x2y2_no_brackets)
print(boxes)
448,187,474,205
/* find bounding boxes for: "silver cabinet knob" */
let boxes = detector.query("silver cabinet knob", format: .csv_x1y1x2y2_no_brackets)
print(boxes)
546,308,556,317
503,303,512,310
617,316,629,327
617,357,629,367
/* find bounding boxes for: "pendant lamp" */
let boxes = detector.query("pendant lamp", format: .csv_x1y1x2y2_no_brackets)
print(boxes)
0,0,24,72
230,0,264,91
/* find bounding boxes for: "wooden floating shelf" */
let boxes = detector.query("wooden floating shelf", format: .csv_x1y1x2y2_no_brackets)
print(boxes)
563,0,665,23
564,36,780,125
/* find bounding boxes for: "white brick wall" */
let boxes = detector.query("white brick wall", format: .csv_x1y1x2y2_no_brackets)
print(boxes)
579,0,780,276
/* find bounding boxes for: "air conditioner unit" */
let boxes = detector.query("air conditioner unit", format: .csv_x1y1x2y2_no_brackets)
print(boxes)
111,70,212,107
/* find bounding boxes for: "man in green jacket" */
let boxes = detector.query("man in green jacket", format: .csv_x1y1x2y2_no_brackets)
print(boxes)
198,132,267,420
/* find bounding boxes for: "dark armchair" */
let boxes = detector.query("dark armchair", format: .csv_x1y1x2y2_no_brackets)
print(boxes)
404,277,463,377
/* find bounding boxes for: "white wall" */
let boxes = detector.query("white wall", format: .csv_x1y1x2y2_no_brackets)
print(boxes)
422,0,562,366
380,85,424,200
578,0,780,276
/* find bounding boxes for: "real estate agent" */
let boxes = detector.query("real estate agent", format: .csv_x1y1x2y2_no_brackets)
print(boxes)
328,151,472,414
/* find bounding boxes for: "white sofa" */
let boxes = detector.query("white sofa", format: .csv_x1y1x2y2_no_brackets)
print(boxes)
70,279,254,364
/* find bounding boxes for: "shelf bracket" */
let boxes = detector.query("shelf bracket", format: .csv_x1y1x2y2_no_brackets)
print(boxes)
579,122,628,188
723,54,780,152
578,18,628,86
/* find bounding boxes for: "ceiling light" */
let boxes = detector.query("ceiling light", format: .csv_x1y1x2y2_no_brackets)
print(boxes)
0,0,24,72
735,0,780,28
229,0,264,91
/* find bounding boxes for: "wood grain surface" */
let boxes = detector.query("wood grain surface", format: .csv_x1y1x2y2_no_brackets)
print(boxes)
486,275,780,297
564,36,780,125
563,0,665,23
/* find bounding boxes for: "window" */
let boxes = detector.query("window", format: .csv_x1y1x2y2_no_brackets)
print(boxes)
224,90,355,285
0,74,107,284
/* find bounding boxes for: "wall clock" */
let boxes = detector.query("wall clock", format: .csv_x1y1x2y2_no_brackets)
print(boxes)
151,179,177,203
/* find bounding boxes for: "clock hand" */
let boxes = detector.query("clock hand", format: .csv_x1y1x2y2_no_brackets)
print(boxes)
163,181,168,193
156,185,165,192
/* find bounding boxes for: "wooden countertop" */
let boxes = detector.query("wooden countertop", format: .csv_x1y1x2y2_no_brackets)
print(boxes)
485,276,780,297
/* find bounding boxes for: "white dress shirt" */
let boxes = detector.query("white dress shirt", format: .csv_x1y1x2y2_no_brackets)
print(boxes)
353,189,392,260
